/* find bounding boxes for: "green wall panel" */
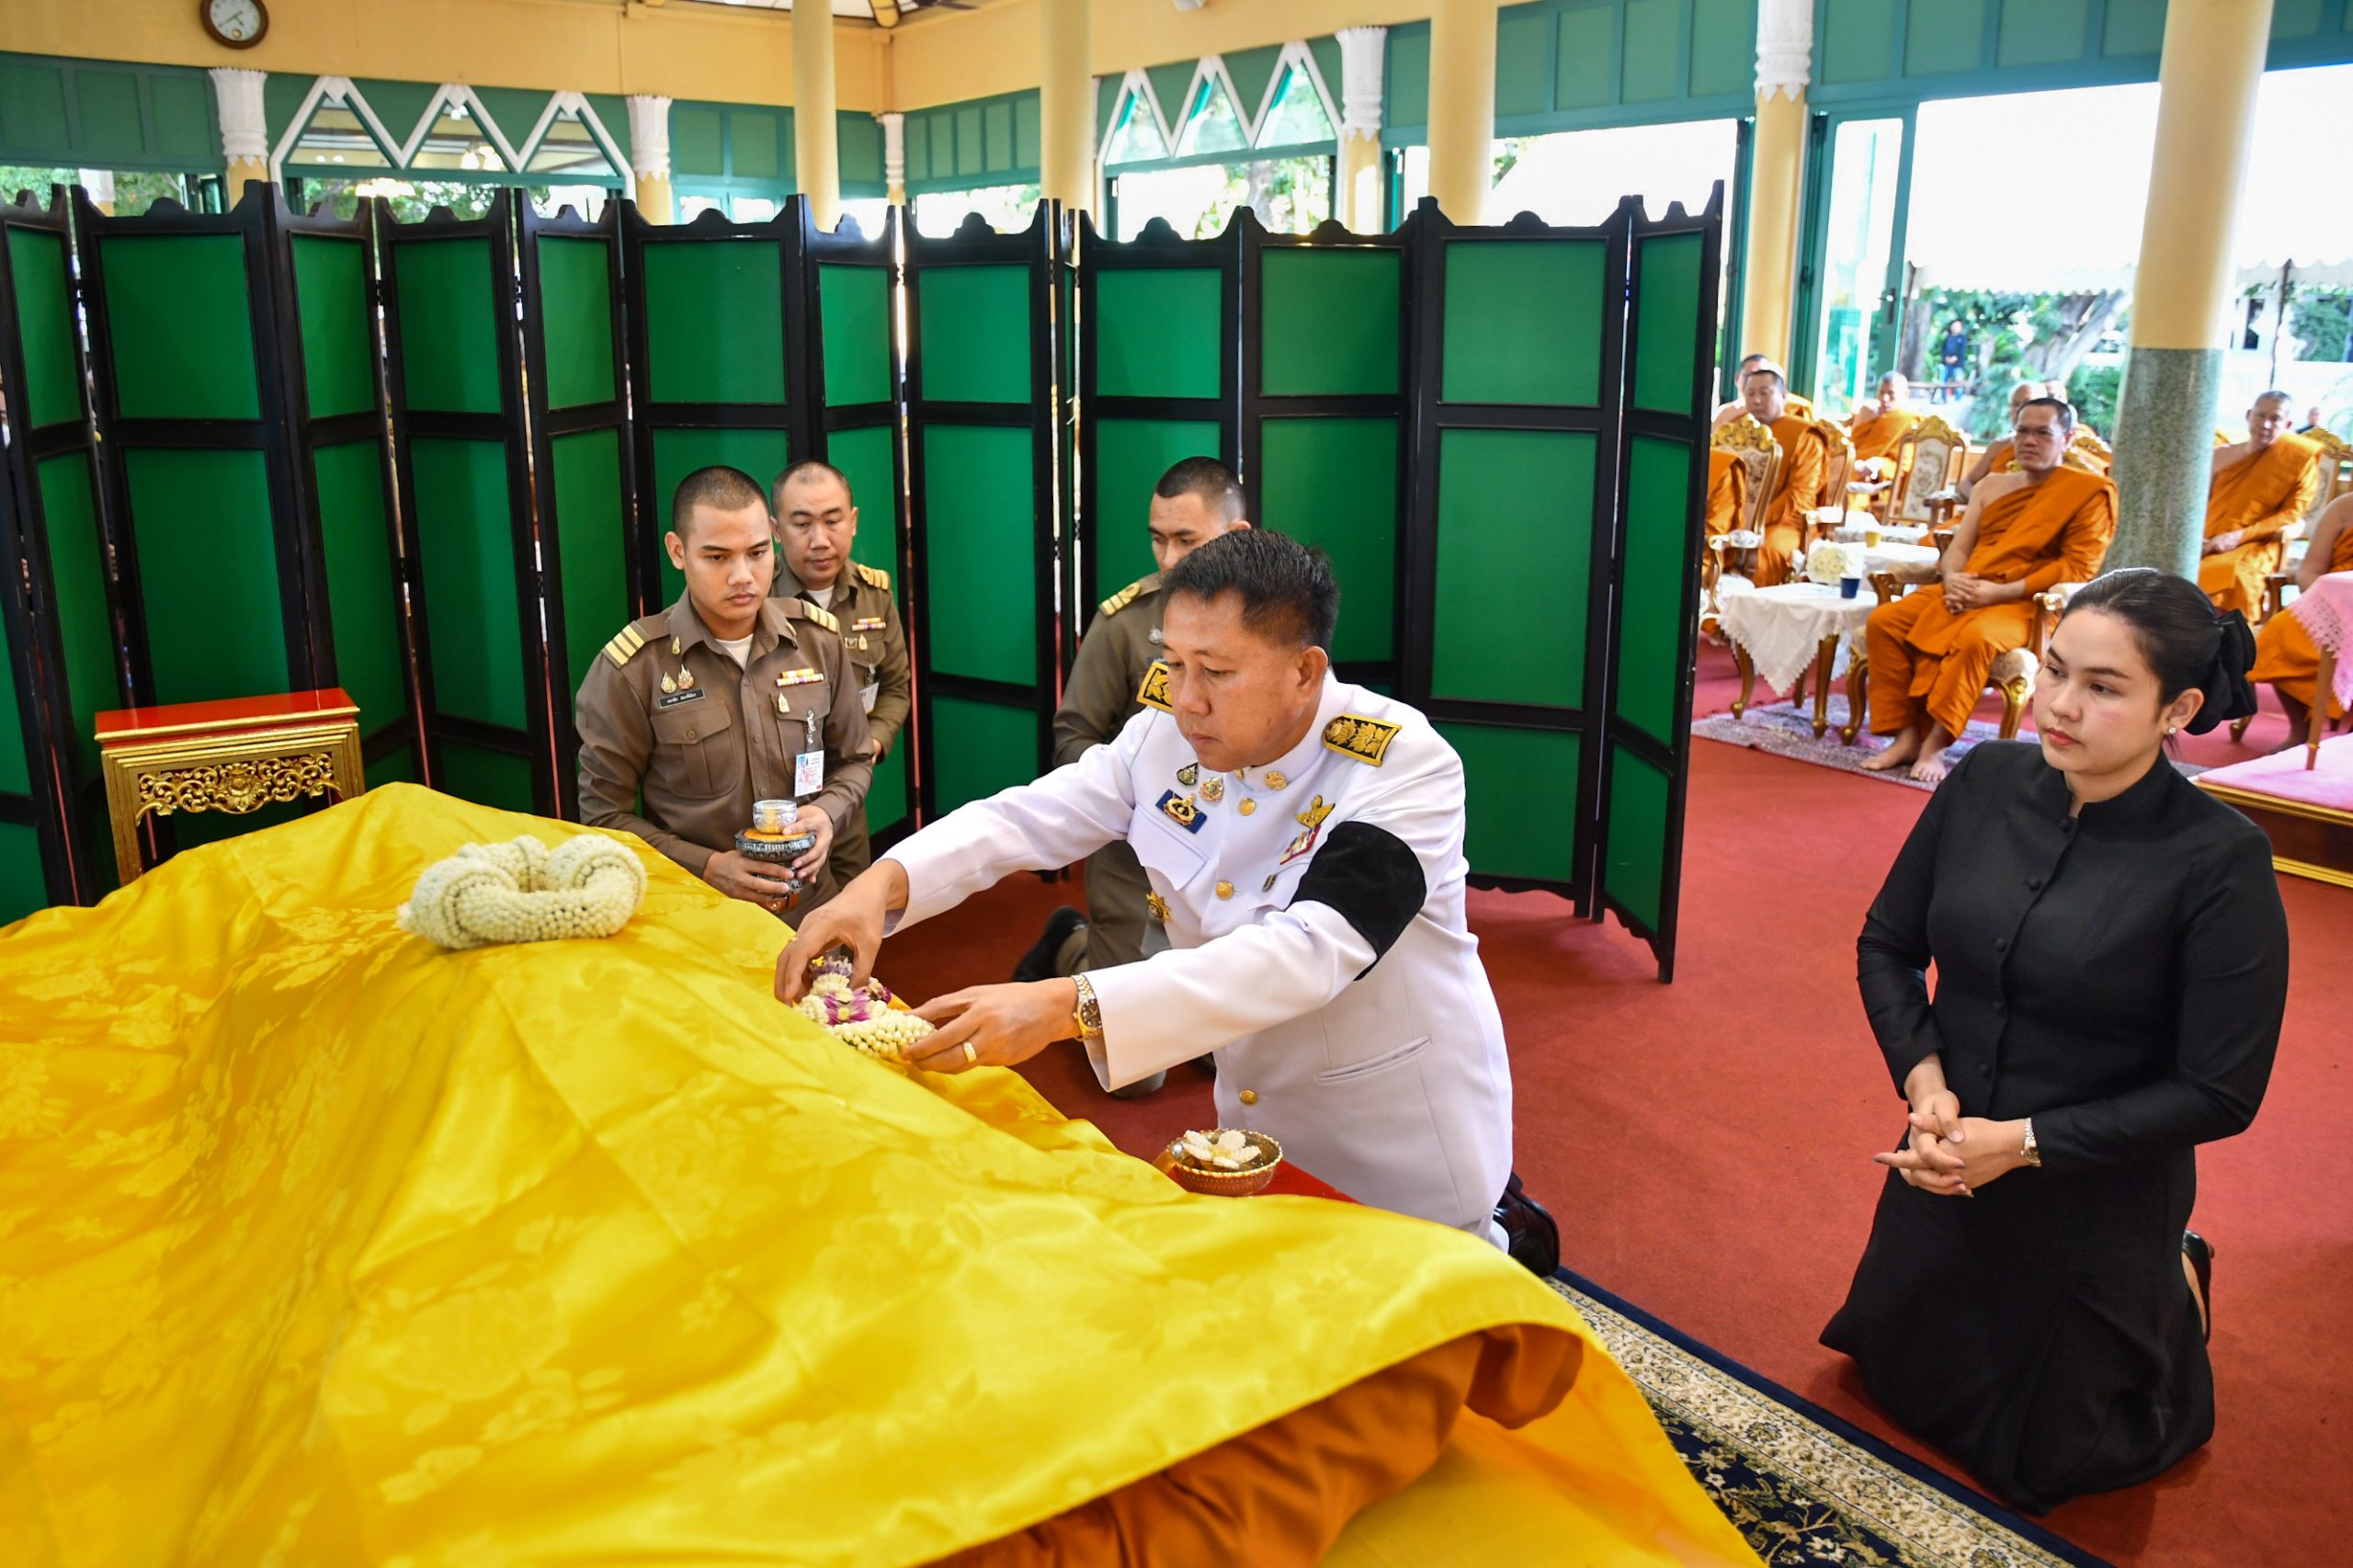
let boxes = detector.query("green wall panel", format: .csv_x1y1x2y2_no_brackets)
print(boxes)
365,745,418,790
124,448,288,705
1552,7,1617,113
101,233,259,420
1690,0,1757,96
393,236,502,415
0,589,26,795
1097,267,1222,399
0,60,73,158
72,71,142,163
819,264,892,406
0,823,42,928
350,79,440,145
551,429,631,699
291,233,375,420
1442,239,1606,405
929,693,1036,816
642,239,787,405
917,266,1032,404
312,438,405,731
1631,232,1705,415
7,229,81,429
1094,417,1220,592
649,426,795,603
1620,436,1695,744
1602,743,1669,930
438,742,536,812
1819,0,1898,85
38,455,113,774
829,425,899,574
1436,722,1582,884
1498,11,1558,117
168,797,307,854
867,743,909,836
1622,0,1685,102
1998,0,2091,68
2103,0,2167,55
1256,417,1396,665
1387,26,1432,133
920,424,1035,685
674,105,725,177
410,437,525,731
539,236,616,411
1432,429,1594,706
1260,250,1399,395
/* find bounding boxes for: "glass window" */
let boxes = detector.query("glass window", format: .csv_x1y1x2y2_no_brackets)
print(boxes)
1175,77,1248,159
1101,91,1170,167
1256,66,1336,151
912,183,1042,237
836,197,892,240
281,101,399,172
1114,155,1331,242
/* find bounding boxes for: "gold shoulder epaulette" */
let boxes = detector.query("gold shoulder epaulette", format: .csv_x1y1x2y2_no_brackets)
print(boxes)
601,624,647,669
1136,659,1173,713
854,561,892,591
797,602,842,635
1100,576,1152,618
1323,713,1400,766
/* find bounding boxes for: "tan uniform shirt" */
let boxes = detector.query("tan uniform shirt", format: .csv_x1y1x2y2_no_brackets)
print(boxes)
575,596,873,877
775,561,912,761
1052,573,1164,768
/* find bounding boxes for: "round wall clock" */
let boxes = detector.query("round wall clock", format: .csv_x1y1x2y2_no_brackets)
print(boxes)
200,0,269,50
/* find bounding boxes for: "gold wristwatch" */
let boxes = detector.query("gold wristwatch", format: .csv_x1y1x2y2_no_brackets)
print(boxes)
2021,1119,2041,1168
1071,974,1103,1042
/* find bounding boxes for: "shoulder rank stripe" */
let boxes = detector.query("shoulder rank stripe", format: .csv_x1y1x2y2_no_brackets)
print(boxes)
1099,577,1150,618
601,625,646,668
854,562,892,591
799,603,842,635
1136,659,1173,713
1323,713,1399,766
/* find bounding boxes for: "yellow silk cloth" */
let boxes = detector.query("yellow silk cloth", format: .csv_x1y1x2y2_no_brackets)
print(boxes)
0,786,1752,1567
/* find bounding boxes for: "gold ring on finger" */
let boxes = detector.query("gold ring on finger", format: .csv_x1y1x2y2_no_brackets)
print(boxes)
962,1042,977,1065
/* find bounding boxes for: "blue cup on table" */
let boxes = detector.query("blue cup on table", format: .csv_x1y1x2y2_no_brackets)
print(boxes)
1839,572,1863,600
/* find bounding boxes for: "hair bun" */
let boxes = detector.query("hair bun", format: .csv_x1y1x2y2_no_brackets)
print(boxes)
2187,610,2259,735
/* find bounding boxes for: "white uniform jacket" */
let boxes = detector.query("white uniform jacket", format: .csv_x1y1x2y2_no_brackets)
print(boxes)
884,671,1514,1235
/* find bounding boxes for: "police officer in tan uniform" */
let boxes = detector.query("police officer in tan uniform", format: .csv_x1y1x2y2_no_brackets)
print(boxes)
576,465,872,915
770,460,911,890
1014,457,1249,1096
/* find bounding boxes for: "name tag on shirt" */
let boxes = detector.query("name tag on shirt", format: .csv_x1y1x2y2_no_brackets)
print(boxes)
656,687,706,710
795,750,824,797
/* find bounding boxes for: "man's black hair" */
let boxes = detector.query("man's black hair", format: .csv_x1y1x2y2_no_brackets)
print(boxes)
1154,456,1245,525
1162,528,1339,653
671,465,769,536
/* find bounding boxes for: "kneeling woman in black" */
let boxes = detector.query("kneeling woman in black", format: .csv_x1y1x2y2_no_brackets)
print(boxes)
1822,568,2289,1513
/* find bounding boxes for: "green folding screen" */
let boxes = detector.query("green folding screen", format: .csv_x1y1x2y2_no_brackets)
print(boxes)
904,206,1063,818
1074,211,1240,646
381,193,550,816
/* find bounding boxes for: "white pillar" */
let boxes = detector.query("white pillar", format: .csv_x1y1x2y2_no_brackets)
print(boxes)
1336,27,1386,232
627,94,676,223
878,111,906,206
209,66,270,200
78,169,116,214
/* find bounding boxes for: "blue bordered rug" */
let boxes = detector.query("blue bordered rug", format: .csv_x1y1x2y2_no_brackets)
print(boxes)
1552,1270,2112,1568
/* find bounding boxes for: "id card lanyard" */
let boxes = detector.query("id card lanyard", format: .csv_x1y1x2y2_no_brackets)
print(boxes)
794,707,824,798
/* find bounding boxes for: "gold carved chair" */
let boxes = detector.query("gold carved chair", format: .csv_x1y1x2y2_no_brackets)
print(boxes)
1887,415,1971,528
2063,428,2112,475
1809,417,1859,548
1704,416,1783,617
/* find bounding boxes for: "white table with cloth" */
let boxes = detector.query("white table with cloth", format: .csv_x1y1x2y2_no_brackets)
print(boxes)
1717,582,1877,742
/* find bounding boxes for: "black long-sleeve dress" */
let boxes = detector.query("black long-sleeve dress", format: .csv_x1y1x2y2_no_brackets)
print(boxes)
1821,741,2289,1513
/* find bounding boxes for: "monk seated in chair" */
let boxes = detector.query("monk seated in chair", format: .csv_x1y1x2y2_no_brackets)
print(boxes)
2201,390,2321,619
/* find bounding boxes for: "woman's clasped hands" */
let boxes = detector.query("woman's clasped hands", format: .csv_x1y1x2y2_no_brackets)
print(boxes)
1877,1057,2030,1197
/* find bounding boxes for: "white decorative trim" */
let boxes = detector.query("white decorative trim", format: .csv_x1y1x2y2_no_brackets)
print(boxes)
516,92,631,183
1107,67,1177,155
626,95,673,181
877,111,905,193
209,67,269,164
267,77,628,185
1756,0,1813,101
1336,27,1386,141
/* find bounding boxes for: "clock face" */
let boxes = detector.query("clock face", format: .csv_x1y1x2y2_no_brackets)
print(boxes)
205,0,267,47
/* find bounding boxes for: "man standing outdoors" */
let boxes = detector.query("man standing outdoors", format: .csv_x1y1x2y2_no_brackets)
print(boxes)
577,466,873,914
771,460,912,887
777,530,1555,1272
2200,391,2321,619
1011,456,1250,1097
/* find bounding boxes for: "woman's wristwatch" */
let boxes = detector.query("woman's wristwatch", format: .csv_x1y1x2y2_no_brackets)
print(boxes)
1070,974,1103,1043
2020,1119,2041,1168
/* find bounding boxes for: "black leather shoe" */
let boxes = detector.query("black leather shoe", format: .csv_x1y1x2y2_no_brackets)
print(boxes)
1012,906,1086,983
1495,1172,1560,1278
2183,1230,2214,1343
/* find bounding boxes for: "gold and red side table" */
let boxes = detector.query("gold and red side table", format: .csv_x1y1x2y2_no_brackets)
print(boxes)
95,688,366,884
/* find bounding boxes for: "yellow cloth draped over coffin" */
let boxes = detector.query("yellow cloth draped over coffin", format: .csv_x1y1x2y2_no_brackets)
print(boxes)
0,786,1751,1566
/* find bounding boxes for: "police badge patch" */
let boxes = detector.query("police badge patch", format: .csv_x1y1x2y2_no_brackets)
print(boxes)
1136,659,1174,713
1155,790,1204,834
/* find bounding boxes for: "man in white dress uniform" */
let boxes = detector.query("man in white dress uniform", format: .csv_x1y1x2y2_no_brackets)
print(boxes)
777,531,1555,1267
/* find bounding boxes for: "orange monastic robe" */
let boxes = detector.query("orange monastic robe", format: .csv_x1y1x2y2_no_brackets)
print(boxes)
1969,437,2016,485
1756,415,1829,586
1705,448,1749,539
1848,406,1921,463
2199,433,2321,617
1866,467,2117,741
2249,523,2353,719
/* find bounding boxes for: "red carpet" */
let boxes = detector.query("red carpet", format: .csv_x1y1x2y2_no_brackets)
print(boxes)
878,642,2349,1566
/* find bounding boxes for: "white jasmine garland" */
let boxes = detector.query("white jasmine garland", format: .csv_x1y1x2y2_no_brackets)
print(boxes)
397,835,646,949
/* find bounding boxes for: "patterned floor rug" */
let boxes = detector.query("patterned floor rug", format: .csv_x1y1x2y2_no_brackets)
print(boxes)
1553,1272,2110,1568
1692,701,2202,792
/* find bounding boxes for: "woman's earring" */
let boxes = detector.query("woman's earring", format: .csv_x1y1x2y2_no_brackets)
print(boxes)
2165,725,2178,736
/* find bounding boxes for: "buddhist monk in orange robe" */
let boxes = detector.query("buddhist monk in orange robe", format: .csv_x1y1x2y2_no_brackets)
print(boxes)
1847,372,1921,463
2248,493,2353,742
1864,397,2116,783
1704,446,1749,540
1711,352,1813,429
1959,383,2044,494
2200,391,2320,618
1738,365,1828,587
